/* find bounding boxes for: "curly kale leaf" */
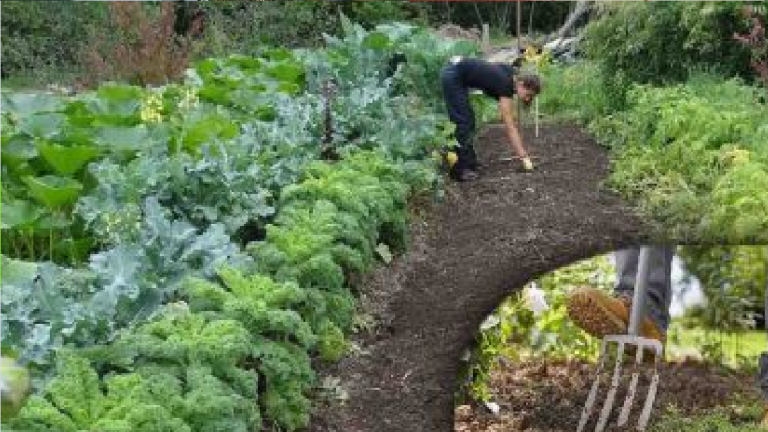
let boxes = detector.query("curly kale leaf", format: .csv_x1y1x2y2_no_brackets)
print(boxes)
184,269,316,349
6,352,191,432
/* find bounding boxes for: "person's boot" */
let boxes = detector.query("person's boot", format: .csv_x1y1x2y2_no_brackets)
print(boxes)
449,166,480,182
457,169,480,182
566,286,665,343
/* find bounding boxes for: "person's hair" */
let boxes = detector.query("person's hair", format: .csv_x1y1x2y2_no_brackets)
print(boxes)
518,73,542,94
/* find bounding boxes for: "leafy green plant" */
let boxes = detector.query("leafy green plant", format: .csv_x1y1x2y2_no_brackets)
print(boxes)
5,352,194,432
537,61,611,122
3,19,461,432
651,402,766,432
7,311,262,432
594,77,768,242
0,86,170,263
584,2,753,109
1,49,311,264
184,268,320,354
679,246,768,332
250,151,428,297
0,1,108,85
1,196,250,368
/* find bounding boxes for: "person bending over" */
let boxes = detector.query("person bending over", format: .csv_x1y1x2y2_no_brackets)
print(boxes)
441,56,541,182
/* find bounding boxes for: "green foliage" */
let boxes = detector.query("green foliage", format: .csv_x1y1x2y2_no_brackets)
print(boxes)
595,77,768,242
0,2,108,84
584,2,753,108
79,310,262,431
1,85,162,263
7,338,261,432
1,49,320,365
651,403,766,432
190,52,306,115
1,256,102,366
3,19,457,432
460,255,611,402
679,246,768,332
296,19,477,167
536,61,612,122
1,196,251,367
184,269,319,351
306,18,478,110
77,145,277,242
668,325,766,372
250,152,425,302
6,352,191,432
536,64,766,241
1,51,308,263
198,2,417,56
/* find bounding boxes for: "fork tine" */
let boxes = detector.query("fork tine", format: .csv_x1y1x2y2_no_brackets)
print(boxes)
637,345,663,431
578,339,609,432
581,337,663,431
595,342,626,432
616,343,644,426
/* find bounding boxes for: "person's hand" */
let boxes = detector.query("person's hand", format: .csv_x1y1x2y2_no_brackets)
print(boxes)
446,151,458,168
521,157,535,172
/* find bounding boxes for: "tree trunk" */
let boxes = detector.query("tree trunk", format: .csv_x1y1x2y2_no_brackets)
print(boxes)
528,1,536,36
472,2,484,33
545,0,592,46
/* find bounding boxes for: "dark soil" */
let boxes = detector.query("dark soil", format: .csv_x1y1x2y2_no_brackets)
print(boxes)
309,124,658,432
454,359,761,432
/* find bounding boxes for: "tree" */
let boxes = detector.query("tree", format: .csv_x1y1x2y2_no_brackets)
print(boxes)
545,0,592,46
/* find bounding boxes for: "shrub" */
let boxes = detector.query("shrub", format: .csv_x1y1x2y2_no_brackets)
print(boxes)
80,2,195,87
0,2,108,86
583,2,753,109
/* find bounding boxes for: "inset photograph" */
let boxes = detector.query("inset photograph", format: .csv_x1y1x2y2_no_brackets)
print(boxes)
456,246,768,432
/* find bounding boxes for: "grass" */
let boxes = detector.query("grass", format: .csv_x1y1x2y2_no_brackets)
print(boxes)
652,401,766,432
650,324,766,431
667,324,765,370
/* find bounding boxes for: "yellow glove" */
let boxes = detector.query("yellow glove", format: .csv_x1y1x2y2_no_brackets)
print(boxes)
522,157,535,172
446,151,458,168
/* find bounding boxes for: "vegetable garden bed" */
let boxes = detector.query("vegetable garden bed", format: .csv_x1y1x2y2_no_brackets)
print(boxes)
1,21,476,431
4,16,766,432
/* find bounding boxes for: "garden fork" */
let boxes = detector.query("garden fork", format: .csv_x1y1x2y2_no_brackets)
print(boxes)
577,247,664,432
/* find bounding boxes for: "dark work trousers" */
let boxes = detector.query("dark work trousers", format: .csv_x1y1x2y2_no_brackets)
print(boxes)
441,64,478,174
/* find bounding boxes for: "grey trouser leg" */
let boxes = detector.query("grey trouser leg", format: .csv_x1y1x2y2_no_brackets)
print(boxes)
613,245,675,333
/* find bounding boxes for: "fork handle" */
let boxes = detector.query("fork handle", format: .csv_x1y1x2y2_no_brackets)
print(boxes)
628,247,651,336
